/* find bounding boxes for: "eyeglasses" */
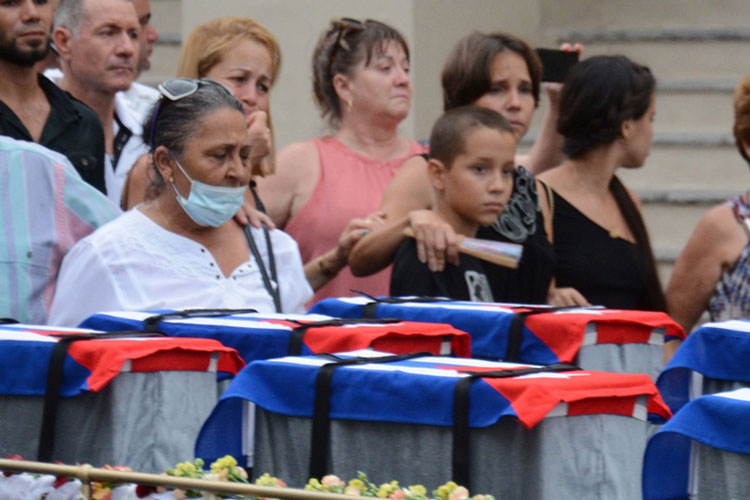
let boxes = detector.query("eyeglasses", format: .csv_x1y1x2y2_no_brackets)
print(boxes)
149,78,234,148
328,17,366,75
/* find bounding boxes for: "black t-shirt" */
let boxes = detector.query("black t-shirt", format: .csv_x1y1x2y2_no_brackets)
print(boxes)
0,74,106,193
479,166,555,304
390,238,495,302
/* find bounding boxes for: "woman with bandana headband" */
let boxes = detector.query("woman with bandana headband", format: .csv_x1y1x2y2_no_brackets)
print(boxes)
48,79,312,327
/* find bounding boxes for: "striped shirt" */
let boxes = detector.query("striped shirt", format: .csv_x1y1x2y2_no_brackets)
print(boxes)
0,137,121,324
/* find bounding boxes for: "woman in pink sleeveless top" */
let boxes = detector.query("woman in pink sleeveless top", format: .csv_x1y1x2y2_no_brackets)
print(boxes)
258,18,424,303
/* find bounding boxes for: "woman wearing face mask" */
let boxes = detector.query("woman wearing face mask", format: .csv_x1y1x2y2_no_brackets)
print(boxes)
349,32,560,304
48,79,312,327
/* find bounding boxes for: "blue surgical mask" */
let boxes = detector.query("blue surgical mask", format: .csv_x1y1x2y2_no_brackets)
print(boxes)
170,157,246,227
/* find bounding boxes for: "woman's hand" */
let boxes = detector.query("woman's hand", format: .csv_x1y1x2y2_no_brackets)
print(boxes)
547,286,591,307
306,211,387,291
336,211,388,265
408,210,461,272
247,111,272,174
233,201,276,229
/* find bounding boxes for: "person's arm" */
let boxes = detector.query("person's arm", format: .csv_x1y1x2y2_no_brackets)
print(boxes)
349,156,460,276
666,203,746,332
304,211,387,291
523,83,566,175
48,240,121,327
121,153,152,210
255,141,319,228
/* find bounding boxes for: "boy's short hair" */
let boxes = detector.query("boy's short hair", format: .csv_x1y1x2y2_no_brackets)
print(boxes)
429,106,514,168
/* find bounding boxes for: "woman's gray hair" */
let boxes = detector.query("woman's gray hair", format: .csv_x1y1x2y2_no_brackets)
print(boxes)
143,79,244,194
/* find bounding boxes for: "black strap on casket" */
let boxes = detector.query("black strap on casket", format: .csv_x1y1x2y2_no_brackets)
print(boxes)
141,308,259,333
452,363,580,489
286,317,403,356
38,330,167,463
506,306,597,362
352,291,452,319
309,351,430,479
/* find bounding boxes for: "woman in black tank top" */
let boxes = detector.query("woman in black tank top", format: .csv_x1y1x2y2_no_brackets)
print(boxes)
537,55,665,311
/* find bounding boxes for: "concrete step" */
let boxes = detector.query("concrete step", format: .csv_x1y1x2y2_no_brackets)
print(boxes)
572,39,748,81
541,1,750,32
641,199,717,254
621,142,747,191
653,87,734,133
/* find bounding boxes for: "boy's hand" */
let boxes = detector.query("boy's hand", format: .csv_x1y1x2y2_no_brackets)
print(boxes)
409,210,460,272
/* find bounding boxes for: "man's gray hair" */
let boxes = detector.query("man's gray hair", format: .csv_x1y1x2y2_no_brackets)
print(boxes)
53,0,85,34
53,0,132,35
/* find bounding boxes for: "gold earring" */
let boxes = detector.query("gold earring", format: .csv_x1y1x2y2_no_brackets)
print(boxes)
347,99,353,111
169,176,174,183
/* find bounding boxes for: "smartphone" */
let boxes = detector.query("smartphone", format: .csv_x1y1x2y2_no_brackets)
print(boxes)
536,48,580,83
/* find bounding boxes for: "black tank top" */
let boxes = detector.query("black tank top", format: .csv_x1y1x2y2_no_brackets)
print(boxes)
548,188,648,309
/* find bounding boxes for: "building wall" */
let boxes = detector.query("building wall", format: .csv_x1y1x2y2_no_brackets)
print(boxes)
182,0,541,148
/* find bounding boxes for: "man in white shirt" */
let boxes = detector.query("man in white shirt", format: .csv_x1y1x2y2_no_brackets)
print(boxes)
51,0,149,206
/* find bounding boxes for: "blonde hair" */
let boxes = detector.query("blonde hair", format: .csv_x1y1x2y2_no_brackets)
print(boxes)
176,17,281,175
734,75,750,165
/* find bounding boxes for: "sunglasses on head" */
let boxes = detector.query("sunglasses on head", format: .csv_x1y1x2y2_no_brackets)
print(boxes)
328,17,367,74
149,78,234,148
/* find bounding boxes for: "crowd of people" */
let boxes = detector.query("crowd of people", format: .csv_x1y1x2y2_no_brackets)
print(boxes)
1,0,750,348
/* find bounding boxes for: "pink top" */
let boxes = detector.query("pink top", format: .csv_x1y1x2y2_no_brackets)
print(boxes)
285,136,425,304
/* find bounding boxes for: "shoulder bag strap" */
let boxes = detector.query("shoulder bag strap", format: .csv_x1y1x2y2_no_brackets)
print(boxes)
244,225,282,313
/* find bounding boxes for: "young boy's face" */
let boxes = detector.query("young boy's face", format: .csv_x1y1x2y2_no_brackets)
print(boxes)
440,127,516,228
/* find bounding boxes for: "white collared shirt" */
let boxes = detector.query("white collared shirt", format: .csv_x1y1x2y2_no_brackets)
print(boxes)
48,209,313,327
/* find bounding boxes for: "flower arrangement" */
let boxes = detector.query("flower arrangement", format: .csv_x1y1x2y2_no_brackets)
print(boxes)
0,455,494,500
90,465,140,500
305,472,494,500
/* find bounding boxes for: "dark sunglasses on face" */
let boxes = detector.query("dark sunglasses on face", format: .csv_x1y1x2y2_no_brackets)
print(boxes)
149,78,234,148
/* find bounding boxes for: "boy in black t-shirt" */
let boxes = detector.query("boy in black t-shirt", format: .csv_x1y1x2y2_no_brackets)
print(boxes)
390,106,516,301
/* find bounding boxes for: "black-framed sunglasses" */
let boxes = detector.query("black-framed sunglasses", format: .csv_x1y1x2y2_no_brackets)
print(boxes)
149,78,234,148
328,17,366,74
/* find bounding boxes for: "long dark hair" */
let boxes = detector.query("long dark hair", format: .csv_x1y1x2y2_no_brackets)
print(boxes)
559,55,665,311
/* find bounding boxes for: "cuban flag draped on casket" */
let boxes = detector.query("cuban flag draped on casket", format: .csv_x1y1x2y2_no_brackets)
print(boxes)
657,319,750,413
0,323,244,396
80,310,472,363
195,350,671,467
309,297,685,363
642,388,750,500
